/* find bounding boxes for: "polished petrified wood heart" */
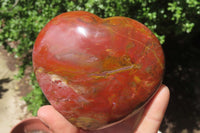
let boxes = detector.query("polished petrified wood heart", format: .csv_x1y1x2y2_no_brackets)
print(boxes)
33,11,165,130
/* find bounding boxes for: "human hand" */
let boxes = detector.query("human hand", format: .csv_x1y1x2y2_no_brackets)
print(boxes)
37,85,170,133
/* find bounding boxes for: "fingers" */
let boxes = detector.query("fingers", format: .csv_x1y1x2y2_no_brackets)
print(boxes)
135,85,170,133
37,105,79,133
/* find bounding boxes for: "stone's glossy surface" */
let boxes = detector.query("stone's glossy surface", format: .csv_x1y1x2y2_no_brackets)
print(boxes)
33,11,165,130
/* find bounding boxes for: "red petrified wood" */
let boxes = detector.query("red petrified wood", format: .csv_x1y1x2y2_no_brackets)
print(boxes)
33,11,165,130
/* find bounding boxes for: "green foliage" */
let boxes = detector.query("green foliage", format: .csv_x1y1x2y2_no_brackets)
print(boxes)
167,0,200,33
23,72,49,116
1,0,200,115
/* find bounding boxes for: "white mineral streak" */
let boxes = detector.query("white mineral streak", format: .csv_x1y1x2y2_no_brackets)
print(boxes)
51,74,68,87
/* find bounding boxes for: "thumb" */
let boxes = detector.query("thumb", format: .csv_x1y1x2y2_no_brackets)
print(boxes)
37,105,80,133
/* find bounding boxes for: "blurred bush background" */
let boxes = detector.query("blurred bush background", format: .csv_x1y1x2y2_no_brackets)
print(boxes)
0,0,200,132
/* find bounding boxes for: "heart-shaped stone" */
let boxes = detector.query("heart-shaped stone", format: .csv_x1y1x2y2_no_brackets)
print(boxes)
33,11,165,130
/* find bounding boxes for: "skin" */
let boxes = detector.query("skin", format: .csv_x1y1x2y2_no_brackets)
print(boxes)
37,84,170,133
